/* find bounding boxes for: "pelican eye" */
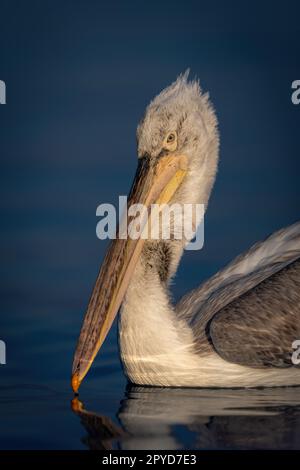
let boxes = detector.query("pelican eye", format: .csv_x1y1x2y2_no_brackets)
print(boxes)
167,133,175,143
164,131,178,151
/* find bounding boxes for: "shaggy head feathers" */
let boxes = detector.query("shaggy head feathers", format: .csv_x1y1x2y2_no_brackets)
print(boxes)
136,70,219,162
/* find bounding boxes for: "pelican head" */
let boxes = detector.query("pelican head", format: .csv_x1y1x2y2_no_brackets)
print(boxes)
71,71,219,392
137,70,219,208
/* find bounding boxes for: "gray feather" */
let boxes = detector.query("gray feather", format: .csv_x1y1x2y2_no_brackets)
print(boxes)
175,221,300,359
210,258,300,367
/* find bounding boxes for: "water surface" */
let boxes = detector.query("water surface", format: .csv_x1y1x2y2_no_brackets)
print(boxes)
1,0,300,451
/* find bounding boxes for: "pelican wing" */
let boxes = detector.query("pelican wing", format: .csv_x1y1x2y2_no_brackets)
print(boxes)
209,257,300,367
176,222,300,363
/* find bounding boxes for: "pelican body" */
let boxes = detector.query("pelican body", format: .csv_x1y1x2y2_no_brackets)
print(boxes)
72,72,300,392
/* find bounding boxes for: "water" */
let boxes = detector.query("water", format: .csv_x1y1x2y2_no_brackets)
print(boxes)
1,0,300,451
1,381,300,450
75,387,300,450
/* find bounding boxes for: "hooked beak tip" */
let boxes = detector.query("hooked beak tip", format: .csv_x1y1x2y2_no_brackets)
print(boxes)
71,372,81,394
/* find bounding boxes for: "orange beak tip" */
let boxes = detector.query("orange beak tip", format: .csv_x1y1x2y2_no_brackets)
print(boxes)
71,372,81,394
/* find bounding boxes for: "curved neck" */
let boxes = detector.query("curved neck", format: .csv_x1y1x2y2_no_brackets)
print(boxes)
118,250,196,385
120,251,178,343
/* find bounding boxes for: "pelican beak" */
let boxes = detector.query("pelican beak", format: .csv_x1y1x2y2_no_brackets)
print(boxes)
71,154,187,393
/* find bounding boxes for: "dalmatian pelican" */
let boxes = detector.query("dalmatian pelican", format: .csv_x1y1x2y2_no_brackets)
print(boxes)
72,72,300,392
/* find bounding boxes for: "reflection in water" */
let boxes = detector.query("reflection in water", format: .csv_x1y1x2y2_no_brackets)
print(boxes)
71,397,125,450
72,386,300,450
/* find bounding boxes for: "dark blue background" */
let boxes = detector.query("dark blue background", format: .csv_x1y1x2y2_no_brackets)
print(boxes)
0,0,300,449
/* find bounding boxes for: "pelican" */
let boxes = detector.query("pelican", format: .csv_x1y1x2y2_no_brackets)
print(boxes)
72,71,300,392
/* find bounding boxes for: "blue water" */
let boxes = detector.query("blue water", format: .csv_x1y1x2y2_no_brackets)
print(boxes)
1,0,300,450
1,382,300,449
